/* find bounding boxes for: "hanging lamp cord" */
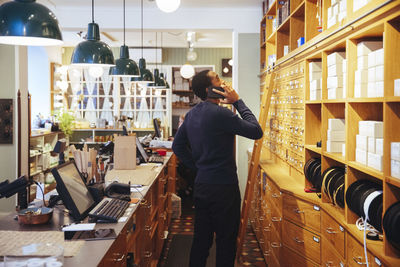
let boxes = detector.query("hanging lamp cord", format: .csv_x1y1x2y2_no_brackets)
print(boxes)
141,0,144,58
155,32,158,69
123,0,126,45
92,0,95,23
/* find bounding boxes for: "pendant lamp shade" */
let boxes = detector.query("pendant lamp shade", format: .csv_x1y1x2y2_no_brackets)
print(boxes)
71,23,114,67
160,73,170,89
156,0,180,13
180,63,195,79
153,68,166,88
0,0,63,46
110,45,140,77
133,58,154,83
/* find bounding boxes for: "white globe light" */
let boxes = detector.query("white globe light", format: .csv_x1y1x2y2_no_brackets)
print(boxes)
88,66,104,78
223,67,229,73
228,59,233,66
156,0,180,13
180,64,195,79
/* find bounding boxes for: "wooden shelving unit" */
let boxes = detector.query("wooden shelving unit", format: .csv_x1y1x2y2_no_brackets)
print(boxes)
256,0,400,266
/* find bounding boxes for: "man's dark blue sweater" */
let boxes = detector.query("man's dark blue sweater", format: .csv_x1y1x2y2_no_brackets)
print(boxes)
172,99,263,185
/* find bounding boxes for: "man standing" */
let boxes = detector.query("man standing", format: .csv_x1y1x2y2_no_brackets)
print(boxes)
172,70,263,266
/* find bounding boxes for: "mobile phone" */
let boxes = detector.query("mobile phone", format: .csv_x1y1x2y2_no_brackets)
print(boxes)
64,228,117,241
207,86,225,99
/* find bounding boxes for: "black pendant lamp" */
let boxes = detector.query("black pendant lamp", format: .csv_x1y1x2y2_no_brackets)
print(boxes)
153,32,166,88
110,0,140,77
133,0,154,84
0,0,63,46
71,0,114,67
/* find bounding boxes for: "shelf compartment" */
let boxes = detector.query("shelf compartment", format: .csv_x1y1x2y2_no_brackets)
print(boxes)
266,0,277,16
320,155,346,206
277,19,290,59
290,3,305,51
323,151,346,164
305,103,321,146
384,17,400,98
305,0,322,42
322,103,345,157
305,144,321,154
383,182,400,257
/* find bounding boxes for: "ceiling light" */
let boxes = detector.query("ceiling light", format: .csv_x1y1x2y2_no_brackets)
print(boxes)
0,0,63,46
156,0,180,13
228,59,233,66
180,64,195,79
110,0,140,77
70,0,115,68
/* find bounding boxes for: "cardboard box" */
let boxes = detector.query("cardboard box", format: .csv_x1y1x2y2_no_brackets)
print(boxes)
357,41,383,57
367,82,376,98
359,121,383,138
332,3,339,16
376,138,383,156
327,6,333,18
327,15,338,29
328,87,343,99
368,136,376,153
355,69,368,84
114,135,136,170
391,160,400,179
356,148,367,165
395,79,400,96
368,67,376,83
327,76,344,88
376,65,384,82
327,130,346,141
328,64,344,77
310,89,322,100
356,134,368,151
376,81,384,97
310,79,322,90
340,0,347,11
357,55,369,70
367,51,376,68
310,71,322,81
327,140,344,153
391,142,400,161
338,11,346,22
354,82,367,98
342,59,347,73
375,48,384,66
309,62,322,73
328,118,345,130
368,152,383,171
327,52,346,67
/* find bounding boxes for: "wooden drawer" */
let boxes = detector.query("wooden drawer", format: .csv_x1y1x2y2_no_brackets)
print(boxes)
99,232,127,267
282,245,319,267
282,219,321,264
321,210,345,258
270,222,282,261
270,202,282,236
346,234,384,267
267,179,282,212
283,193,321,232
322,237,346,267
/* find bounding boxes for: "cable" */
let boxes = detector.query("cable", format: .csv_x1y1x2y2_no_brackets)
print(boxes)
92,0,95,23
123,0,126,45
141,0,144,58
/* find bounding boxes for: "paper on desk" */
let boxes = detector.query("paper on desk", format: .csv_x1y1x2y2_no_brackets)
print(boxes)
62,223,96,232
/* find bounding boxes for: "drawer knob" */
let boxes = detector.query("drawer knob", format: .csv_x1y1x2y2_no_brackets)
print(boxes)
293,237,304,243
271,217,282,222
264,226,271,232
293,208,304,214
271,193,281,198
144,251,153,258
271,242,282,248
326,227,338,234
353,257,367,265
264,249,271,256
113,253,125,262
325,261,333,267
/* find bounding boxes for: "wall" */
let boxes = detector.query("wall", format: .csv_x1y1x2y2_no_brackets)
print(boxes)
234,33,261,200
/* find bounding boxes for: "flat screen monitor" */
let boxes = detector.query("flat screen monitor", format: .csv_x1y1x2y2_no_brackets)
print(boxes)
136,137,149,163
153,118,161,138
51,162,96,221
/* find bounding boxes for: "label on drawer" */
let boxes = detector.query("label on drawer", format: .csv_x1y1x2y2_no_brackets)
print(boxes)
313,205,320,211
375,257,382,266
340,263,344,267
339,226,344,232
313,236,320,243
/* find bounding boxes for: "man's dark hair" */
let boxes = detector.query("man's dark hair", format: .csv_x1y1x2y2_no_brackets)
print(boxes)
191,70,211,100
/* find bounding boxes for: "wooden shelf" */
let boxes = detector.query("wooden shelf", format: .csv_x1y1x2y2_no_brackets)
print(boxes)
322,99,346,103
347,98,384,103
172,90,193,94
348,161,384,180
305,144,321,154
386,176,400,188
305,100,322,104
266,0,276,16
172,103,191,109
323,151,346,164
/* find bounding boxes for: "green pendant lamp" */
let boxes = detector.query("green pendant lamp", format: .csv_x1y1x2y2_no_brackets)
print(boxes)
133,0,154,84
71,0,114,70
152,32,166,88
0,0,63,46
110,0,140,77
160,73,170,88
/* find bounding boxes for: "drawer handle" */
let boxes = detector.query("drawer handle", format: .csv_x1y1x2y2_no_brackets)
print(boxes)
271,242,282,248
113,253,125,262
144,251,153,258
293,208,304,214
264,226,271,232
272,193,281,198
254,227,260,232
326,227,338,234
145,225,152,231
293,237,304,243
271,217,282,222
353,257,367,265
264,249,271,256
325,261,333,267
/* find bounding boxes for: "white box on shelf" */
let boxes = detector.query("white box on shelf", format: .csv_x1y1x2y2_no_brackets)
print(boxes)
342,59,347,73
328,64,344,77
309,62,322,73
376,138,383,156
327,52,346,67
376,65,384,82
331,0,338,5
359,121,383,138
367,152,383,171
391,142,400,161
175,77,183,84
332,3,339,16
309,71,322,81
391,160,400,179
284,45,290,56
328,118,345,130
367,51,376,68
357,41,383,57
355,69,368,84
375,48,384,66
376,81,384,97
327,140,344,153
328,6,333,17
356,134,368,151
340,0,347,11
367,82,376,98
310,79,322,90
310,90,322,100
368,136,376,153
327,130,346,141
343,84,347,98
183,82,190,91
342,143,346,157
395,79,400,96
356,148,368,165
328,88,343,99
327,76,343,88
328,15,338,29
338,11,346,21
357,55,369,70
368,67,376,83
354,82,367,98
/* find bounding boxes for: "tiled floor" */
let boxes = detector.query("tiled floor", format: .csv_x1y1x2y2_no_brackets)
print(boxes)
158,199,266,267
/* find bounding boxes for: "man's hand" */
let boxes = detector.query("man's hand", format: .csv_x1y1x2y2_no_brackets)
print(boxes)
213,82,240,104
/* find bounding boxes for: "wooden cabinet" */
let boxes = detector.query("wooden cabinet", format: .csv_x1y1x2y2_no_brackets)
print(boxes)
322,237,346,267
321,210,346,258
99,232,127,267
282,245,319,267
346,234,384,267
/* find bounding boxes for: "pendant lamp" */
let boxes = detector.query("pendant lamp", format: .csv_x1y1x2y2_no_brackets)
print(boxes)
0,0,63,46
152,32,166,88
180,63,195,79
160,73,170,89
133,0,154,84
110,0,140,77
71,0,114,75
156,0,180,13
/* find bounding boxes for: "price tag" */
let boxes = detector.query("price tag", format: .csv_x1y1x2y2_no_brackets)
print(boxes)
340,262,344,267
314,205,320,211
374,257,382,266
339,226,344,232
313,236,320,243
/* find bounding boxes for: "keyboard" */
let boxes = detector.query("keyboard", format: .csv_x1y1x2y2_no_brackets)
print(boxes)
149,155,164,164
88,198,130,223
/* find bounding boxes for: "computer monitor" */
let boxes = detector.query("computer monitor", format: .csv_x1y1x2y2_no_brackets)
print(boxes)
51,162,97,221
136,137,149,163
153,118,161,138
